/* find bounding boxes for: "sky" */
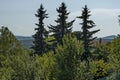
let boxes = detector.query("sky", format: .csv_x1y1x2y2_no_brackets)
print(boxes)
0,0,120,37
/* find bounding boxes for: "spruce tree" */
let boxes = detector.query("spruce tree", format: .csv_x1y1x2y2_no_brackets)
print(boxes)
77,5,100,61
32,4,48,55
48,2,75,46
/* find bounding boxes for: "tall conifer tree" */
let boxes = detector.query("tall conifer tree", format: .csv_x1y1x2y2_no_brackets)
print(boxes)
32,4,48,55
78,5,100,60
48,2,75,46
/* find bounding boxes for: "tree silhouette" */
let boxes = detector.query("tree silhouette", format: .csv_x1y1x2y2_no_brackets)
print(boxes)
32,4,48,55
77,5,100,61
48,2,75,47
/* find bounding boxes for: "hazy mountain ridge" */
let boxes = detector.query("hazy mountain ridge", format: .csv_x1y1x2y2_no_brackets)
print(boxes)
16,35,117,48
16,36,33,40
97,35,117,42
16,36,33,48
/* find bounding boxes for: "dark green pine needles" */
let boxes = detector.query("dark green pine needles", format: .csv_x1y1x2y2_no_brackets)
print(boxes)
48,2,75,47
78,5,100,61
32,4,48,55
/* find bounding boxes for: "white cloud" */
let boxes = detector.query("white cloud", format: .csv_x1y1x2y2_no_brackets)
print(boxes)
70,8,120,18
91,8,120,17
69,8,120,37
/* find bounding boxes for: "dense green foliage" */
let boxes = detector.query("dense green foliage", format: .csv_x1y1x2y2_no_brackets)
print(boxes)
55,34,84,80
0,3,120,80
0,27,34,80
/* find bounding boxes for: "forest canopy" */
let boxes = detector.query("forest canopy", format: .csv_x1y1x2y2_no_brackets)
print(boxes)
0,2,120,80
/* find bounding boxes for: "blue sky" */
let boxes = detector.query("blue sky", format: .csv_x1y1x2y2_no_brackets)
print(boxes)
0,0,120,37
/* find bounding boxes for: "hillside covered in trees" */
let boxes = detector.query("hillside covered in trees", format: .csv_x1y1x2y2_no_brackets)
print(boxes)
0,2,120,80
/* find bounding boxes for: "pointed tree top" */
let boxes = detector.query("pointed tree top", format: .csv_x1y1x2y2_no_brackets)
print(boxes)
61,2,65,6
61,2,66,9
85,5,87,8
40,4,43,9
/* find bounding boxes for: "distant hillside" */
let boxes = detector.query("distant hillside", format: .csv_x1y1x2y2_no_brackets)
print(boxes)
102,35,116,40
16,36,33,40
16,35,117,48
98,35,117,42
16,36,33,48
